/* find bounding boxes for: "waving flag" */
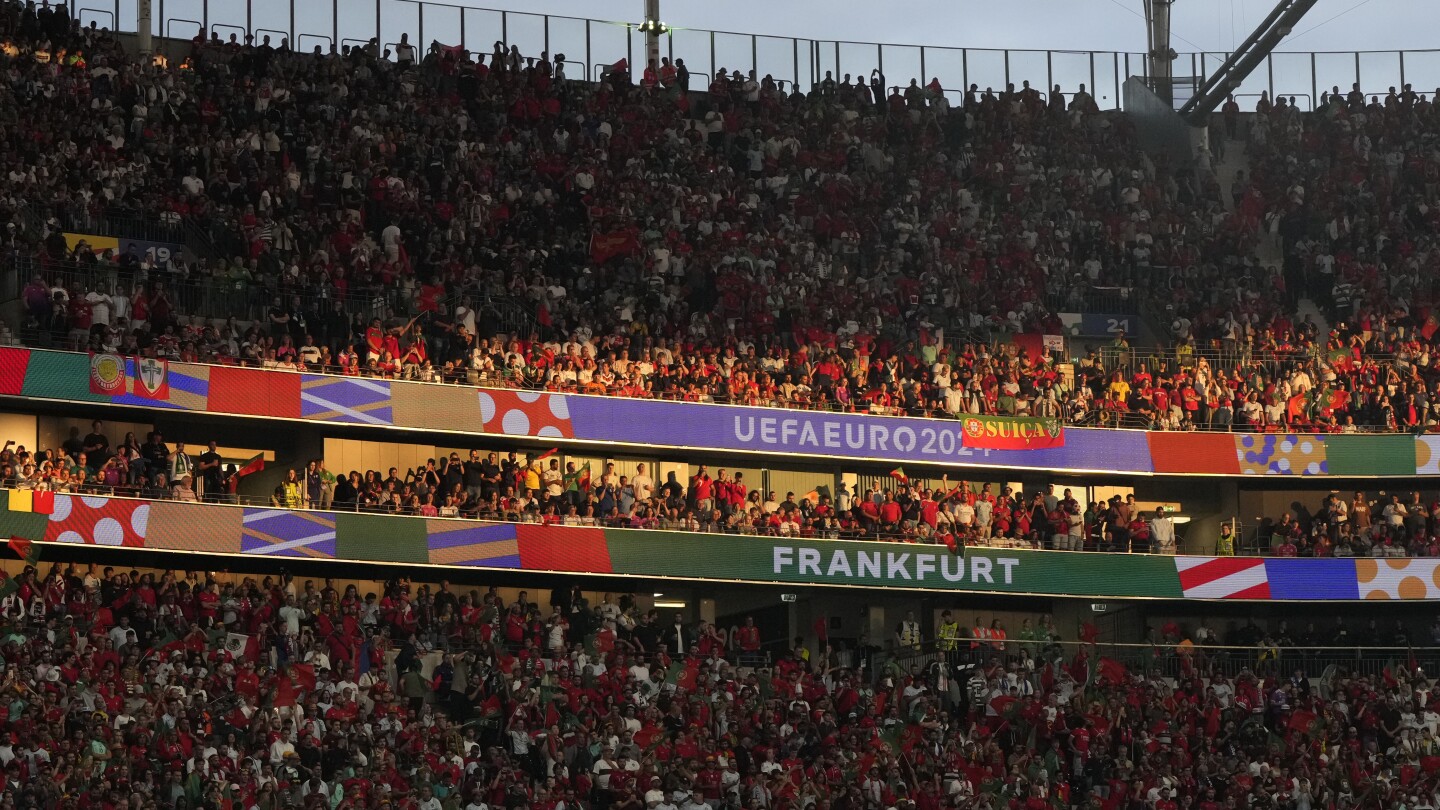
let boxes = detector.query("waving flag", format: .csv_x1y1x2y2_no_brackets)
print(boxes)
6,536,36,565
224,632,250,659
589,229,639,264
292,662,317,694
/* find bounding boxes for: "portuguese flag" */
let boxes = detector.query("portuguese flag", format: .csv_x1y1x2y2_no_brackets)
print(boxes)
7,536,37,565
235,453,266,478
961,415,1065,450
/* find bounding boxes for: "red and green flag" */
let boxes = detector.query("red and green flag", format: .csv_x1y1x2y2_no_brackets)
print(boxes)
589,228,639,264
664,658,700,691
889,467,907,483
292,662,317,694
235,453,265,478
7,536,37,565
634,725,663,750
1422,312,1440,341
1287,708,1327,739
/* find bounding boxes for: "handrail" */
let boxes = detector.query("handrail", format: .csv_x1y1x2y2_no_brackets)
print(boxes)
1235,91,1315,111
254,28,289,48
208,22,247,44
880,635,1440,655
165,18,201,41
296,33,332,54
74,6,114,31
873,635,1440,682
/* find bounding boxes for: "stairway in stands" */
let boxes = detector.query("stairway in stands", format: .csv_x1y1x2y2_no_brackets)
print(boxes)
1217,125,1330,337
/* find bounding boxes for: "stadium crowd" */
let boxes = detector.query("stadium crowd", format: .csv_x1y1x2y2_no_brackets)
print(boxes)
1,420,1172,552
4,6,1440,810
0,559,1436,810
15,418,1440,558
4,0,1440,432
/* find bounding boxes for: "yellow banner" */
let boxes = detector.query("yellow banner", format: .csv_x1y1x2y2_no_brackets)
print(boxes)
62,233,120,254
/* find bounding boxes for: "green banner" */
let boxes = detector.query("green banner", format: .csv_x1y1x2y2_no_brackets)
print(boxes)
604,532,1182,597
1325,434,1417,477
0,502,48,541
21,350,106,403
335,511,428,563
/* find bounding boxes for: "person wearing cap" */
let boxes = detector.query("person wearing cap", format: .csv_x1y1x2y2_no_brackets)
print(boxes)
592,744,619,809
696,755,723,803
678,788,709,810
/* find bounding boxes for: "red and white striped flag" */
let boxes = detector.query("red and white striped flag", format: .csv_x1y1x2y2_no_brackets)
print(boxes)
1175,557,1271,599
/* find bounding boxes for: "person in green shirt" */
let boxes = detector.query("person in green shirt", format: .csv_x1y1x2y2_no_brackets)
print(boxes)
400,661,429,714
1016,617,1043,660
318,460,337,509
88,735,112,779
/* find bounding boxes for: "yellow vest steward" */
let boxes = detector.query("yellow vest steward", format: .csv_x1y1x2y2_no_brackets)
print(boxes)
937,621,961,650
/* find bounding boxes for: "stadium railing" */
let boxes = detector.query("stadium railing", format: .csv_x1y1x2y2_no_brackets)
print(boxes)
875,637,1440,681
65,0,1440,113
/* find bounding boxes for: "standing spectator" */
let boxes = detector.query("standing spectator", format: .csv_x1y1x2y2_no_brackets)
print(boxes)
169,441,193,483
197,440,224,502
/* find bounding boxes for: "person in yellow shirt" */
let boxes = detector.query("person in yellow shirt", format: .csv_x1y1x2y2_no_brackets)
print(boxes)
1107,371,1131,402
525,462,542,492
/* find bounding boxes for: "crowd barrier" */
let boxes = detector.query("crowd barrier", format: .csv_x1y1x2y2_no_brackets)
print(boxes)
3,489,1439,601
877,638,1440,681
4,346,1440,479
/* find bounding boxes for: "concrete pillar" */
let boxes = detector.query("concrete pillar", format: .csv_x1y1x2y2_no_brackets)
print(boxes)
137,0,153,57
643,0,661,70
1146,0,1175,105
866,605,888,650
